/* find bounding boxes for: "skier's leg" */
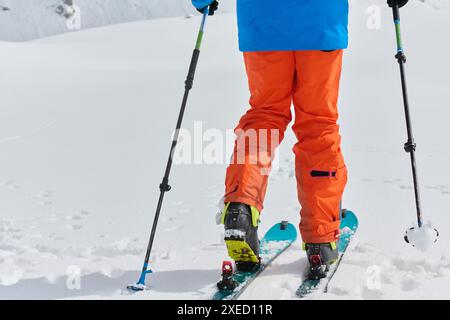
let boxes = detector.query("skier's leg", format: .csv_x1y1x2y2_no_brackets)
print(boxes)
224,51,295,211
222,51,295,268
292,50,348,246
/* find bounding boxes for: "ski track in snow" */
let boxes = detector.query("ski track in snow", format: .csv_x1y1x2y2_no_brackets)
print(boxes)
0,0,450,299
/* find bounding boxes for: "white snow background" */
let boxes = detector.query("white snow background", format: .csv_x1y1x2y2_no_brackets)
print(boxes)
0,0,449,299
0,0,235,42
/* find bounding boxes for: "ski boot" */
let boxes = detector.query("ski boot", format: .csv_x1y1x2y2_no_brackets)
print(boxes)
222,202,261,272
304,242,338,280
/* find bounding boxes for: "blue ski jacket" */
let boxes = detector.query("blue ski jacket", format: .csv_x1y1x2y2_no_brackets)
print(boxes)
192,0,349,52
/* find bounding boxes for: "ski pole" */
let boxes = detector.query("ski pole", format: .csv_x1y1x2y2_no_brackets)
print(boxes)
128,9,209,291
388,0,438,245
390,1,423,228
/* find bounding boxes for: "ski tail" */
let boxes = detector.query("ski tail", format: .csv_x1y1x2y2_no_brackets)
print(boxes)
213,221,297,300
296,210,358,298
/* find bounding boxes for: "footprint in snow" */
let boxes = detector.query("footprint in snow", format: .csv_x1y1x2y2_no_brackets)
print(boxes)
400,277,421,291
37,200,53,206
328,286,351,297
0,219,21,234
158,250,177,260
89,238,142,257
65,224,83,231
47,233,65,241
0,180,19,189
424,185,450,196
67,210,90,221
32,190,54,206
47,213,64,222
33,190,53,198
361,286,384,300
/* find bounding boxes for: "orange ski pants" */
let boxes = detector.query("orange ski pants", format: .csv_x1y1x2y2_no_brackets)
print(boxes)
224,50,347,244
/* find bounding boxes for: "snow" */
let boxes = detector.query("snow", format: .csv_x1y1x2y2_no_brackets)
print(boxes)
0,0,235,42
0,0,450,299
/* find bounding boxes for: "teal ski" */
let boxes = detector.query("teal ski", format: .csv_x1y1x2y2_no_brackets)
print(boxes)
296,210,358,298
212,221,297,300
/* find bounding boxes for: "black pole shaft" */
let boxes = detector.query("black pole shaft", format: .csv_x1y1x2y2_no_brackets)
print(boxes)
140,48,201,274
392,2,423,227
398,61,423,228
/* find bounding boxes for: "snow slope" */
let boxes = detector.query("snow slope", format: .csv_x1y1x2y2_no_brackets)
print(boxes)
0,0,449,299
0,0,235,42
